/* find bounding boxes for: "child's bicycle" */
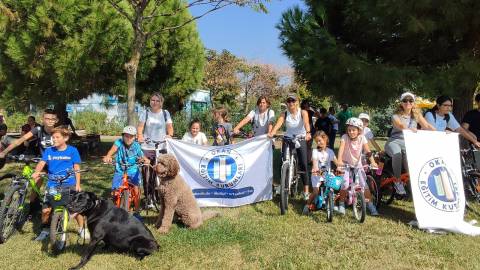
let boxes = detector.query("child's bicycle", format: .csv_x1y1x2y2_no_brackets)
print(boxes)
338,164,367,223
0,155,42,244
46,168,88,252
374,151,410,207
311,167,344,222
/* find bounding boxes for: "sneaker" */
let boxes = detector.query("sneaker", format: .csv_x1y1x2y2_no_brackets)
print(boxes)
78,228,90,240
302,192,310,201
35,229,49,241
394,181,407,195
302,205,310,215
335,203,346,215
133,212,143,222
367,202,379,216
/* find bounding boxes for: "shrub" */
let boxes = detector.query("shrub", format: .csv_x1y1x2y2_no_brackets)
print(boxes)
5,112,30,132
72,111,124,136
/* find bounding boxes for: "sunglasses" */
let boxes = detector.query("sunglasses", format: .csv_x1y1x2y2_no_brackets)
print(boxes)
401,99,414,103
286,99,296,103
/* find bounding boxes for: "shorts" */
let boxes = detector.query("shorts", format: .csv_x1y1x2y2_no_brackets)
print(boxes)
112,171,140,190
340,167,367,190
311,175,325,188
43,185,75,209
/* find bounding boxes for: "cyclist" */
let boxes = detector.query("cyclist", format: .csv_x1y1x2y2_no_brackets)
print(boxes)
212,107,234,146
31,127,87,241
268,94,312,201
0,109,58,214
462,93,480,141
358,113,382,152
327,107,339,149
425,95,480,147
233,95,275,137
337,117,379,216
384,92,435,195
103,126,149,220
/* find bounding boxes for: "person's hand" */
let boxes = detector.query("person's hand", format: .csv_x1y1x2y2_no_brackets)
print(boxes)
233,128,240,135
474,141,480,149
306,133,312,141
311,168,319,176
165,135,172,139
0,152,6,159
32,171,41,181
409,128,418,133
371,162,379,170
336,161,345,173
267,132,274,138
75,185,81,192
103,155,112,164
137,135,145,143
143,157,150,164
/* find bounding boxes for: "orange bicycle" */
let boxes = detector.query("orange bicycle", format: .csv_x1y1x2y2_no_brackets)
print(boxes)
374,152,410,207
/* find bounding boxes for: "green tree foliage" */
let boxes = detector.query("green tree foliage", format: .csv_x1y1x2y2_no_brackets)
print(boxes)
277,0,480,116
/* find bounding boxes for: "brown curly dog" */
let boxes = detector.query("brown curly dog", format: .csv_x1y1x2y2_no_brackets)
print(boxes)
155,154,219,234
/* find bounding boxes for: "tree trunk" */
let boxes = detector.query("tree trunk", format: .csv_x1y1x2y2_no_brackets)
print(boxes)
244,85,249,114
453,87,475,121
125,33,145,126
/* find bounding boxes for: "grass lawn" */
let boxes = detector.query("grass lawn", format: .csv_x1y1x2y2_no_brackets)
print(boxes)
0,138,479,270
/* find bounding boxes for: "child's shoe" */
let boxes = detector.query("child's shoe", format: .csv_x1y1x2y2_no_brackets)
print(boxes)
367,202,379,216
335,202,346,215
35,229,49,241
302,204,310,215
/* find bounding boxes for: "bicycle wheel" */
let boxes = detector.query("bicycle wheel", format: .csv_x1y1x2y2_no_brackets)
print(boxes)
0,185,24,243
353,191,366,223
379,170,395,205
290,158,299,198
50,210,68,252
280,163,289,215
366,175,379,208
120,190,130,212
151,174,162,212
326,191,334,223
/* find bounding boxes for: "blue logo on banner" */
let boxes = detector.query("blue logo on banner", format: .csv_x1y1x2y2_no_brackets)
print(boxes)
199,148,245,188
193,187,254,199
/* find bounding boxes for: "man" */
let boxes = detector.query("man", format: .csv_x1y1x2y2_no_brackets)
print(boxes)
328,107,339,149
314,108,333,137
337,103,352,136
462,93,480,141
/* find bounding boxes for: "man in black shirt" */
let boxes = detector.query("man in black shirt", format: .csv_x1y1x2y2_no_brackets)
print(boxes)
314,108,333,138
462,94,480,141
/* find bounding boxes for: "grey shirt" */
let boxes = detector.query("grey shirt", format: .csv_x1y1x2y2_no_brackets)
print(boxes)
390,114,417,140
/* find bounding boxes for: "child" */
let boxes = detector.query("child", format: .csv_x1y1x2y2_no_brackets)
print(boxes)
32,127,88,241
182,119,208,145
337,117,379,216
103,126,149,220
358,113,382,152
211,107,234,146
303,131,339,215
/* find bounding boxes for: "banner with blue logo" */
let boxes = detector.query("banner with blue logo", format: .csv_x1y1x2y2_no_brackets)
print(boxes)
404,130,480,236
166,135,273,207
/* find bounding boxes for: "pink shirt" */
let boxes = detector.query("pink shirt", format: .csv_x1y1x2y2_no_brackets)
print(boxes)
341,134,367,166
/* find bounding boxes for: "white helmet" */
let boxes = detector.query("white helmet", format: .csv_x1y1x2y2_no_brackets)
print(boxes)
358,113,370,121
122,125,137,135
346,117,363,129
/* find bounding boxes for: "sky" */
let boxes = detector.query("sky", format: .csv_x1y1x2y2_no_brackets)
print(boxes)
191,0,306,69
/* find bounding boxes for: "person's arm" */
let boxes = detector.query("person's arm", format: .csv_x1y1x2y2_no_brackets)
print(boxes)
137,122,145,143
363,142,378,167
267,110,275,134
0,131,34,158
311,150,318,174
228,124,235,144
337,139,345,168
74,163,81,191
103,144,118,163
202,133,208,146
166,123,174,137
32,160,47,180
268,113,285,138
417,114,436,131
233,115,252,134
301,110,312,141
457,127,480,148
369,138,382,152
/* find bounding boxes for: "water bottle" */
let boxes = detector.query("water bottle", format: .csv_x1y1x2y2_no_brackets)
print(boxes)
294,139,301,149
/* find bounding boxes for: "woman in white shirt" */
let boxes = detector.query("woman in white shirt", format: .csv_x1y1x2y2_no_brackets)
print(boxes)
182,119,208,146
233,95,275,137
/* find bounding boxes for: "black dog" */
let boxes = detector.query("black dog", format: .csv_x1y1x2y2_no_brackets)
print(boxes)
67,192,159,270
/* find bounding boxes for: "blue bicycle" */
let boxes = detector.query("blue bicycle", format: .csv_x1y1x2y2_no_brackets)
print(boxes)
313,167,344,222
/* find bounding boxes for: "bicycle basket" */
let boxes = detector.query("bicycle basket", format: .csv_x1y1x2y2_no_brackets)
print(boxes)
325,174,344,191
47,186,74,208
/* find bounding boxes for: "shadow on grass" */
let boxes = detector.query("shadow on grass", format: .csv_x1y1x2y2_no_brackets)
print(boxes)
377,203,416,224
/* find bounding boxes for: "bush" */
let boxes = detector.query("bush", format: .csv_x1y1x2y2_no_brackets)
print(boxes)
5,112,31,132
72,111,124,136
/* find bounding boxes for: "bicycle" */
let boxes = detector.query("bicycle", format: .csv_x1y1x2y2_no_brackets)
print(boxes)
0,155,42,244
374,151,410,207
46,168,88,253
311,166,344,222
460,146,480,202
337,164,367,223
142,138,166,212
276,135,304,215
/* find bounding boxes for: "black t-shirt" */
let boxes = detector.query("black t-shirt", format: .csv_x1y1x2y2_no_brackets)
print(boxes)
30,125,53,154
462,110,480,139
314,117,333,135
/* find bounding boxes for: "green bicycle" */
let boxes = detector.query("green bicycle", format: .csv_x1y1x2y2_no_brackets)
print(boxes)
0,155,42,244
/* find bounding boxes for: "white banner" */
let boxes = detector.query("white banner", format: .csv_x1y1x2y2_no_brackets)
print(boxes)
166,135,273,207
404,130,480,236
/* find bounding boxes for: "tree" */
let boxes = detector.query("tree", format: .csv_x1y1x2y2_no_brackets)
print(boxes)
106,0,268,124
277,1,480,118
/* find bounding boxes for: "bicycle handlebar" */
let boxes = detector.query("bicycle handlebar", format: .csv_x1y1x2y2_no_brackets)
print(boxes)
48,169,90,183
6,154,41,163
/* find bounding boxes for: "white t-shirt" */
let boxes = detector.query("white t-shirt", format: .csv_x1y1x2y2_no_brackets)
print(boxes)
247,109,275,136
424,111,460,132
182,132,208,145
285,110,306,137
312,148,335,170
328,114,339,130
138,109,173,150
363,127,374,140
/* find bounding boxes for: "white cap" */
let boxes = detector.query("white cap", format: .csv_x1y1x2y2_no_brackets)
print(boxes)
400,92,415,101
122,125,137,135
358,113,370,121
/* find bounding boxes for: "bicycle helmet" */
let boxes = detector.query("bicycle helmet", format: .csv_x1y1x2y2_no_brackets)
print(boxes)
358,113,370,121
345,117,363,129
122,125,137,135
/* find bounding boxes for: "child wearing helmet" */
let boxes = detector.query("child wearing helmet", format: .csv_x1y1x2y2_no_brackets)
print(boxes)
358,113,382,152
337,117,379,216
103,126,149,220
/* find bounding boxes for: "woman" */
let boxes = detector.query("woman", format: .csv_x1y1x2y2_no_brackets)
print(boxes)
425,95,480,148
268,94,312,200
233,95,275,137
137,92,173,208
385,92,435,195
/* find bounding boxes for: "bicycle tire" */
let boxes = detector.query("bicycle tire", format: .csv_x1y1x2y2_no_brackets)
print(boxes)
379,170,396,205
120,189,130,212
151,174,162,212
466,175,480,202
326,191,334,223
366,175,379,208
290,158,299,198
280,162,289,215
353,191,366,223
50,210,68,252
0,185,24,243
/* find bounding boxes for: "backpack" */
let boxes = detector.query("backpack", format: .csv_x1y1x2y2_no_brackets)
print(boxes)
424,109,450,124
213,124,231,146
143,109,168,134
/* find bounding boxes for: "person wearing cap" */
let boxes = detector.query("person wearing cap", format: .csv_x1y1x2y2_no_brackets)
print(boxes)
269,94,312,200
358,113,382,152
385,92,435,195
462,93,480,142
425,95,480,148
103,126,149,220
337,103,352,136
